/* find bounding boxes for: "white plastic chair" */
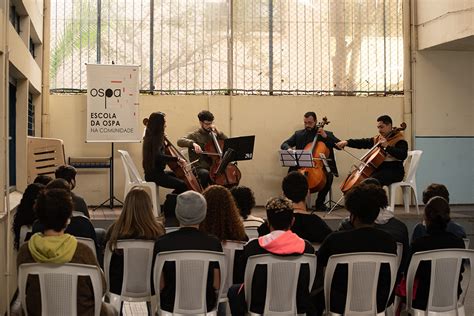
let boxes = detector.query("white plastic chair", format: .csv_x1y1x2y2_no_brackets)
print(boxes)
245,226,259,240
323,252,398,316
118,149,160,217
165,226,180,234
220,240,246,311
388,150,423,214
463,238,470,249
19,225,32,248
404,249,474,316
244,253,316,315
76,236,98,260
104,239,156,314
18,262,103,316
153,250,226,315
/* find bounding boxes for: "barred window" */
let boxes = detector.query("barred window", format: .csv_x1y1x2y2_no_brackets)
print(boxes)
50,0,403,95
28,94,35,136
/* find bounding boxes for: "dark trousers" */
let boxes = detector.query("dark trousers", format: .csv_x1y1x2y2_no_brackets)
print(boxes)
227,284,246,316
146,170,188,193
371,162,404,187
196,168,211,189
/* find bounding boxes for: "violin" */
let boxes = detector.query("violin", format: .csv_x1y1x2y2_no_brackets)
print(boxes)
299,117,330,193
340,122,407,193
203,129,241,188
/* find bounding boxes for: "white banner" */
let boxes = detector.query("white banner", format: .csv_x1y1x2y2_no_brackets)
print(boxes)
86,64,141,142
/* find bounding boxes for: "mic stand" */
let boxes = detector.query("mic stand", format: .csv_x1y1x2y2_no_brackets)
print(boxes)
319,153,344,216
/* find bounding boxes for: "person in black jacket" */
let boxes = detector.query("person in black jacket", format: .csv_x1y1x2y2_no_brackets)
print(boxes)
281,112,341,212
142,112,188,193
336,115,408,187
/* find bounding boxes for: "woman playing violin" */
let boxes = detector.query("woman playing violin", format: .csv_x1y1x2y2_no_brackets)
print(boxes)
142,112,188,193
177,110,227,189
336,115,408,186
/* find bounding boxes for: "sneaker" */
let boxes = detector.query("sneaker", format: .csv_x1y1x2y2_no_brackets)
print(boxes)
315,204,330,212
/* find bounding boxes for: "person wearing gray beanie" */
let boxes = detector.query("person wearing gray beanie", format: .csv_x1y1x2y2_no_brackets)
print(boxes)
175,191,207,226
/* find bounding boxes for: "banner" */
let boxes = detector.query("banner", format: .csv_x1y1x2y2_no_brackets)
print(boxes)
86,64,141,142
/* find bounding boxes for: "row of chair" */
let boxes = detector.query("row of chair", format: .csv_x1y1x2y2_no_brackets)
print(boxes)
18,236,474,315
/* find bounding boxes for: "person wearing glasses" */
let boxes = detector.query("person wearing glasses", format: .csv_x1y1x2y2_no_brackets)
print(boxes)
177,110,227,189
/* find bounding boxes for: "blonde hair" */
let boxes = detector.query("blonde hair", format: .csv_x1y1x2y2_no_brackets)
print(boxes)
106,187,165,250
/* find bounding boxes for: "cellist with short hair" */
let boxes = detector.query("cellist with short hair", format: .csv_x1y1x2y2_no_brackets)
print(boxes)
336,115,408,187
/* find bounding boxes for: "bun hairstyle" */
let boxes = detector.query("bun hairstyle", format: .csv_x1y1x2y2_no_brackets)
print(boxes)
345,183,388,224
424,196,450,231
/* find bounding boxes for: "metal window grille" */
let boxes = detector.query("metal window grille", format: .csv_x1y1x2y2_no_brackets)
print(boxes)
50,0,403,95
28,94,35,136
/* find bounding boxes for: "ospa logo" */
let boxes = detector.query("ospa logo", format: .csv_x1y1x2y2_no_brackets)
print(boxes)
89,88,122,109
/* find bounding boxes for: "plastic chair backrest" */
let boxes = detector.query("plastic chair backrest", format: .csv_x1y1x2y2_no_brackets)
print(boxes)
221,240,246,299
463,238,470,249
76,237,98,259
245,226,259,239
404,150,422,184
18,262,102,316
396,242,404,269
406,249,474,314
118,150,143,184
165,226,179,234
244,253,316,315
324,252,398,315
104,240,156,300
19,225,32,247
153,250,226,315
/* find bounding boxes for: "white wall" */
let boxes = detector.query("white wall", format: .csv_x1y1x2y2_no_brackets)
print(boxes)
48,94,405,206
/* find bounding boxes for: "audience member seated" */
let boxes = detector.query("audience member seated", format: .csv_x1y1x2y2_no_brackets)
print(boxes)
33,174,53,186
338,178,409,276
228,197,315,315
155,190,223,313
105,188,165,296
17,188,116,316
32,179,103,261
312,182,397,315
412,183,466,241
55,165,90,218
200,185,248,242
259,171,332,243
12,183,45,250
230,186,264,227
407,196,465,311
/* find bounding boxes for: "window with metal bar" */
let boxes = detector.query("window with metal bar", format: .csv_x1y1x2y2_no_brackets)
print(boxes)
28,94,35,137
50,0,404,96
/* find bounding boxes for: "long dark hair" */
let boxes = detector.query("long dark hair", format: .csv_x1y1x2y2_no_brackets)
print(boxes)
12,183,45,249
142,112,166,175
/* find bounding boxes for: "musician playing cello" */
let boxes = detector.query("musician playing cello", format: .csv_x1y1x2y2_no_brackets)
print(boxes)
281,111,341,212
177,110,227,189
336,115,408,186
142,112,188,193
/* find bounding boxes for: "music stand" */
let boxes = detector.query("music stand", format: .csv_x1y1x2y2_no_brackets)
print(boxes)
279,150,314,168
223,136,255,161
319,153,344,214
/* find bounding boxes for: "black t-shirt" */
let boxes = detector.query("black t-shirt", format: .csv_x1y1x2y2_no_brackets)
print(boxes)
154,227,223,312
316,227,397,314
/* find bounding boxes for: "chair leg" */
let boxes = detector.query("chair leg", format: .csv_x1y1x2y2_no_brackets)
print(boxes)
411,185,419,214
389,185,397,213
403,187,411,213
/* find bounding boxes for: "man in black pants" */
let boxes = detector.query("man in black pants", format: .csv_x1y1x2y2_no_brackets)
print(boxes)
336,115,408,186
281,111,340,212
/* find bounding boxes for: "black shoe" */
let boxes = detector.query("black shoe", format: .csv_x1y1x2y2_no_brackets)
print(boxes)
315,204,330,212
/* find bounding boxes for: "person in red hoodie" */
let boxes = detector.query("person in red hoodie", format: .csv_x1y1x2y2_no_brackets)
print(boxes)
227,196,315,315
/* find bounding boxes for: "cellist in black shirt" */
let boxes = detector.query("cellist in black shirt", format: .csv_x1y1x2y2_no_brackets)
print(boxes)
336,115,408,187
281,111,341,212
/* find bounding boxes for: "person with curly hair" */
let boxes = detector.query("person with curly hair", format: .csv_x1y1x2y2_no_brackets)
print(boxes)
105,188,165,295
200,185,248,242
313,182,397,315
12,183,45,250
230,186,264,228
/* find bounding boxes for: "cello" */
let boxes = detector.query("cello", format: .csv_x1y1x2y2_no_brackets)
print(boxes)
143,117,203,192
202,130,241,188
340,122,407,193
299,117,331,193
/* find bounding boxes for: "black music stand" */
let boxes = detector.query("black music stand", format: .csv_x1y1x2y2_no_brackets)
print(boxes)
223,136,256,161
319,152,344,214
279,149,314,168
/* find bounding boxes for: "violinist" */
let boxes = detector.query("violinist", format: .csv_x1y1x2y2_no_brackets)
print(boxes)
281,112,341,212
177,110,227,189
142,112,188,193
336,115,408,186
